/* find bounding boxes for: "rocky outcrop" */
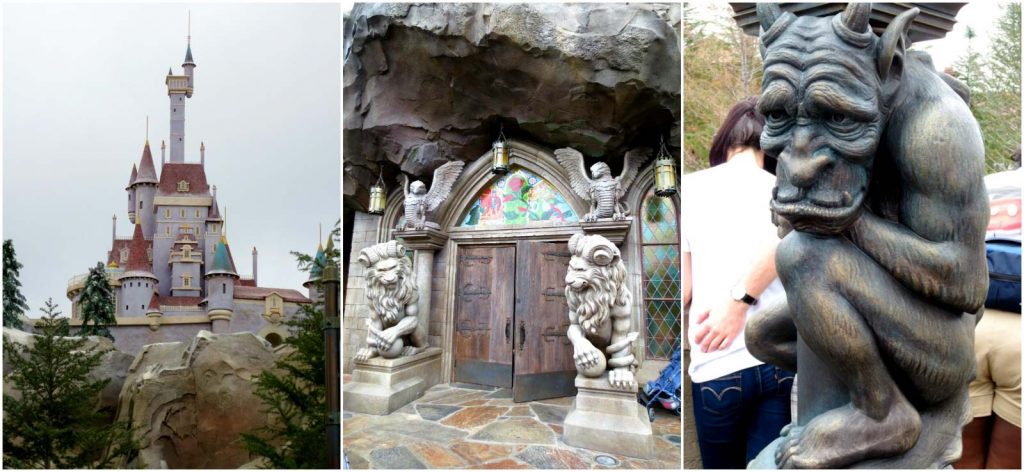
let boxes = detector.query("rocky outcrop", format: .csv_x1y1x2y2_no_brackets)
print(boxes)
344,3,681,204
2,327,134,418
115,331,280,469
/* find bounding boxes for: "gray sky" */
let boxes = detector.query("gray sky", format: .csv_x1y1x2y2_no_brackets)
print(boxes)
685,1,1003,71
3,3,341,317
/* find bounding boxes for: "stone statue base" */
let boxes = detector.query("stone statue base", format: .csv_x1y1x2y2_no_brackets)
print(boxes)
562,374,654,458
748,339,971,469
343,347,442,415
579,219,632,245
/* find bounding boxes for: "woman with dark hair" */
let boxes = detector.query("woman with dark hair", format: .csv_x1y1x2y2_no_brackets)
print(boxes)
682,97,793,468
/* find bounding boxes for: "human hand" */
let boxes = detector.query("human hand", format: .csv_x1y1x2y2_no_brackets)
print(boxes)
693,298,749,353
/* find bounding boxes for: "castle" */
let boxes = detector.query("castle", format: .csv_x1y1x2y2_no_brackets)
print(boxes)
65,37,316,354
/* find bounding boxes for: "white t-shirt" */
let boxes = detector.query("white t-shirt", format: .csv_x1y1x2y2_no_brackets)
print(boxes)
681,154,786,383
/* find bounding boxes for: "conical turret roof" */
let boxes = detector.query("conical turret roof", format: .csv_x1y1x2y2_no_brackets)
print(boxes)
124,222,154,274
306,242,326,284
183,43,195,66
135,141,159,185
206,236,238,277
127,163,138,189
207,194,222,221
146,293,161,312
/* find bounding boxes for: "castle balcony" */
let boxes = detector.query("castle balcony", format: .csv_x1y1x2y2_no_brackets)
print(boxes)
165,75,191,94
67,269,124,299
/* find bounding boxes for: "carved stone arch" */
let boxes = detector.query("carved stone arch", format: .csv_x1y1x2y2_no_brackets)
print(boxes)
436,139,589,231
376,186,406,243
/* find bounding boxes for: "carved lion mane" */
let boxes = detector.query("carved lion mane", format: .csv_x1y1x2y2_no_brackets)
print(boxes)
358,241,418,326
565,234,631,333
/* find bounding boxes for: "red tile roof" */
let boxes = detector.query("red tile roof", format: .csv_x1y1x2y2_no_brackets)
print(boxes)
108,238,131,265
147,293,161,310
234,286,310,303
157,163,210,196
124,223,152,272
135,142,159,184
158,296,204,306
238,278,256,287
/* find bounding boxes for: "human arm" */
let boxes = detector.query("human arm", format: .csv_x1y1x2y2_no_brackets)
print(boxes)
693,240,779,353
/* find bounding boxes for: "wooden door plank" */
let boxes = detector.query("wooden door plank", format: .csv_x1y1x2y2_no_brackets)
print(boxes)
453,245,515,387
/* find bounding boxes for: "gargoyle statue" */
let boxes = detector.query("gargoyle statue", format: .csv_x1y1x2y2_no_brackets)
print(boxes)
743,3,989,468
554,148,649,222
399,161,465,230
354,240,427,361
564,233,639,390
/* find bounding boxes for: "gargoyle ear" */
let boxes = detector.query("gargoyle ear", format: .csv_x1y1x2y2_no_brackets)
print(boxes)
878,7,919,82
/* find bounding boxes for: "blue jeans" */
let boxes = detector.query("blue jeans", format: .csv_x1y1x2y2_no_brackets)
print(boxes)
691,363,794,469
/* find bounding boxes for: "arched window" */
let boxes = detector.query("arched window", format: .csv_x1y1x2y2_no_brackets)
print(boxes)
459,167,577,227
639,187,681,360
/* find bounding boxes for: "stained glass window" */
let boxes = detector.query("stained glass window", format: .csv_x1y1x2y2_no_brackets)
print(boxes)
641,188,681,360
460,167,578,227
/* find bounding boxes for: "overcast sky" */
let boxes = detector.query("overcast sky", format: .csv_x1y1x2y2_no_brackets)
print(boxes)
3,3,340,317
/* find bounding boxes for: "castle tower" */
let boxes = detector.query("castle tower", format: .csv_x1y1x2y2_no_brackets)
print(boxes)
169,229,203,297
205,235,238,333
119,222,157,317
130,141,159,235
126,163,137,222
166,39,195,163
303,241,327,301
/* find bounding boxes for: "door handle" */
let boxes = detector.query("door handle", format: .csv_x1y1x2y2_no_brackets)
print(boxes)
518,320,526,353
505,317,511,344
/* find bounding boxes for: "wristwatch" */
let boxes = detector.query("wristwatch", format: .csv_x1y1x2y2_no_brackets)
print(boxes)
730,284,757,305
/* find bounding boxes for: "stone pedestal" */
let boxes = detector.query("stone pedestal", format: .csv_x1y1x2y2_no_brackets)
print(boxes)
579,219,632,245
344,347,442,415
563,374,653,458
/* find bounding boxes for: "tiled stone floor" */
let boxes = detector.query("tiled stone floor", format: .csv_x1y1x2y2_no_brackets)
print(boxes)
344,382,681,469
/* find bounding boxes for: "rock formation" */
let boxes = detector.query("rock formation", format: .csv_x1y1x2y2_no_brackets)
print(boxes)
114,331,280,469
344,3,681,205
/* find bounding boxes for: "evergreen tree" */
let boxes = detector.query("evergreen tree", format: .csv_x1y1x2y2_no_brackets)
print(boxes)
242,224,338,468
3,239,29,329
78,262,116,340
3,298,139,468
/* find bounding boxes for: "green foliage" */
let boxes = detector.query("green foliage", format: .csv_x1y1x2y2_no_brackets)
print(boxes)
78,262,116,340
952,3,1021,173
3,239,29,329
3,298,138,468
243,222,337,468
683,3,762,172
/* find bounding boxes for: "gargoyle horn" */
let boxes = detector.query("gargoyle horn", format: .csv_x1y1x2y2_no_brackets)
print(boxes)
841,3,872,34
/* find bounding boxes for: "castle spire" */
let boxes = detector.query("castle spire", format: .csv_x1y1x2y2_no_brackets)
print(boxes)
127,163,138,188
135,140,158,184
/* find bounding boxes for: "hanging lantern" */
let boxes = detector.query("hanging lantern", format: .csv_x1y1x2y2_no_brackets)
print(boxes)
654,136,678,197
492,124,510,175
368,171,386,215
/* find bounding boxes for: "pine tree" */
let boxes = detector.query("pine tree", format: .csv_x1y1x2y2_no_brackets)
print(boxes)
3,239,29,329
3,298,139,468
78,262,116,340
241,223,338,468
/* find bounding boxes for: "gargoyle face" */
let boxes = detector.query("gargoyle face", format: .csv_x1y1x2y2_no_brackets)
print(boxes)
565,256,595,291
590,163,611,179
410,181,426,195
370,258,403,286
759,15,883,235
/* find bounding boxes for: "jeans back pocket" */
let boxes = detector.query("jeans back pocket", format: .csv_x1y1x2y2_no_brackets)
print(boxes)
699,373,743,415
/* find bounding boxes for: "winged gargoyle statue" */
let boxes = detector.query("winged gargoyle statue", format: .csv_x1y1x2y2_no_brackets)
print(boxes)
398,161,466,230
554,148,650,222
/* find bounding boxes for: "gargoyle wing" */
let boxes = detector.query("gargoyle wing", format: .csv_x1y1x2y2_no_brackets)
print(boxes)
616,148,651,196
424,161,466,213
554,147,593,200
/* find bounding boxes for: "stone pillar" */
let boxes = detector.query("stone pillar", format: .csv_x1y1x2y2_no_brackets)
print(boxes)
392,227,448,348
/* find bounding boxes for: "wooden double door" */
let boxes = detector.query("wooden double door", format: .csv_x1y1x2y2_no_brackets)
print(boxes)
453,240,577,402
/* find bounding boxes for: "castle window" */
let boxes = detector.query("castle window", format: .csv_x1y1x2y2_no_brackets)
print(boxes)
177,180,190,193
183,273,192,287
126,305,129,311
222,283,226,294
120,247,129,262
639,188,681,360
195,209,201,218
166,226,171,235
165,209,171,218
183,246,191,258
139,200,143,209
180,209,186,218
141,305,145,310
147,246,152,261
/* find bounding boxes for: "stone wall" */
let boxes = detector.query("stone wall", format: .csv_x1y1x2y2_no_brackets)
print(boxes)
108,323,210,355
342,211,381,373
428,243,449,349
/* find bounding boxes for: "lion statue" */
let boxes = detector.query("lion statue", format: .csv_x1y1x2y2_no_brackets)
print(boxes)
564,233,639,390
744,4,988,469
354,240,426,361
